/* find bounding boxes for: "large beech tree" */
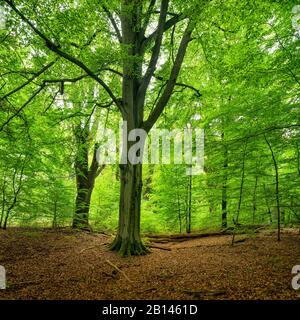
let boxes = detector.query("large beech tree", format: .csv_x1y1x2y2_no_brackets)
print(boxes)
3,0,199,255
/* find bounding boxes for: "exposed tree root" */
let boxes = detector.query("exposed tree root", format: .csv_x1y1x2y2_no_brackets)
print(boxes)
72,222,93,232
109,235,149,256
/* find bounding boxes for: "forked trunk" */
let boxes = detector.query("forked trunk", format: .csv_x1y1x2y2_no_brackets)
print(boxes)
109,0,193,255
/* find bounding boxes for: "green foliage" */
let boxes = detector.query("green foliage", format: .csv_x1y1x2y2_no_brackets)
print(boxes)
0,0,299,233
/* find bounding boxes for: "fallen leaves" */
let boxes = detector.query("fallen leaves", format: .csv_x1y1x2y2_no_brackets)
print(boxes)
0,228,299,300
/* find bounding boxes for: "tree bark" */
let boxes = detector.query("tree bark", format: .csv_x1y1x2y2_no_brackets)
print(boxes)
73,126,91,230
73,168,92,230
109,0,193,255
73,124,104,230
109,162,148,256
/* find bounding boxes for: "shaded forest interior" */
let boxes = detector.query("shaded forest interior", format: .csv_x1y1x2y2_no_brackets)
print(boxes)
0,0,300,300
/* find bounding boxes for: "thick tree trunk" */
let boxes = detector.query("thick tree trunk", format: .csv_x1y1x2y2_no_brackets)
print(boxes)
72,117,103,230
109,162,147,256
109,1,146,255
109,0,193,255
73,160,99,230
73,179,92,230
72,137,91,230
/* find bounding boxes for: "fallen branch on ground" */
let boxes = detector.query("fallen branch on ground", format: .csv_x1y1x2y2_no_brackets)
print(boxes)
148,245,172,251
105,259,132,283
232,238,246,244
146,231,230,243
79,242,109,253
146,225,269,243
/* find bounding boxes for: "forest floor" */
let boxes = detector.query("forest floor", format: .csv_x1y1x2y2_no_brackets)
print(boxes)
0,227,299,300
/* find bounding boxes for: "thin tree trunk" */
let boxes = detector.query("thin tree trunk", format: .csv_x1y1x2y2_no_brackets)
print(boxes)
264,134,280,241
252,175,258,224
232,141,247,245
296,142,300,176
3,157,26,230
3,190,19,229
263,183,272,223
186,174,192,233
177,193,182,233
0,178,6,228
143,164,154,200
52,198,58,229
221,138,228,228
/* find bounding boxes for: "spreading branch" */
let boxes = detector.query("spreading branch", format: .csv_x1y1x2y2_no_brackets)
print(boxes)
138,0,169,103
143,13,184,49
0,84,45,132
0,60,57,101
102,5,122,43
154,74,201,97
143,22,194,132
4,0,123,113
142,0,157,33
